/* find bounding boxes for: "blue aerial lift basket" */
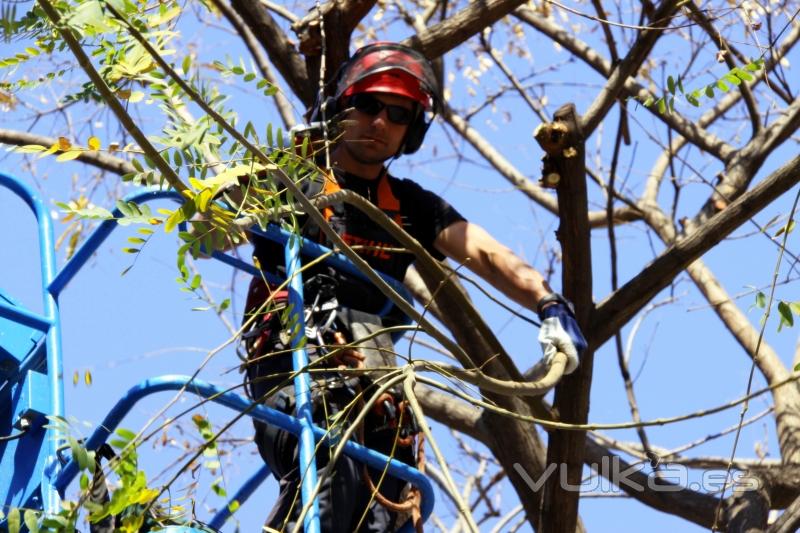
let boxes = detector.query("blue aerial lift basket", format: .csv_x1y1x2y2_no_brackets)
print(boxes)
0,172,434,532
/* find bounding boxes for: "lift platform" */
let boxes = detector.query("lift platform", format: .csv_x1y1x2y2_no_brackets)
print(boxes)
0,171,433,532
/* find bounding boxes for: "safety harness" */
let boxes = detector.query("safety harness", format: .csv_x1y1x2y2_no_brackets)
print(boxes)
243,169,425,528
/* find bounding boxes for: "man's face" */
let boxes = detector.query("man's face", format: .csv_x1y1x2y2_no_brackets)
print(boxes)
339,92,415,166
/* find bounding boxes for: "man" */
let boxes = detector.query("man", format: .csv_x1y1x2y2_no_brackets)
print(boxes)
243,42,587,532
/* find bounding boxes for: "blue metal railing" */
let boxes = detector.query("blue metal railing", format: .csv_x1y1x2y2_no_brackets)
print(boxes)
0,172,431,531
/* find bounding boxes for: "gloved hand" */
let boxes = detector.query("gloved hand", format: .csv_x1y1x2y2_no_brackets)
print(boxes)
537,293,587,375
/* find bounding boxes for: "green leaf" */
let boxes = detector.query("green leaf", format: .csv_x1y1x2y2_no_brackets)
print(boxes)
656,97,666,114
182,54,191,74
24,509,39,533
109,439,129,449
218,298,231,312
778,301,794,331
790,302,800,316
755,291,766,309
264,86,278,96
116,428,136,441
705,85,714,98
243,72,256,82
775,219,795,237
164,208,184,234
80,472,90,491
716,80,729,92
732,67,753,82
190,273,202,290
69,436,90,471
723,73,741,86
667,75,676,95
7,507,20,533
227,499,240,513
128,236,145,245
211,479,227,497
122,248,140,254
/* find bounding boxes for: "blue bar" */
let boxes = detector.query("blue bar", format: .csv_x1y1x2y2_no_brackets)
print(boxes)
51,376,435,527
284,234,321,533
207,464,271,530
0,172,64,514
255,224,409,316
0,300,52,332
49,189,185,296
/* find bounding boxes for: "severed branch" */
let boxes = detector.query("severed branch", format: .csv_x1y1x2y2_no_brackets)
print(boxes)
442,102,639,227
291,0,376,89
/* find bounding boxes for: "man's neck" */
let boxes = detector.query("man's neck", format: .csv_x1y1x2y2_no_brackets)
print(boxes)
330,146,384,180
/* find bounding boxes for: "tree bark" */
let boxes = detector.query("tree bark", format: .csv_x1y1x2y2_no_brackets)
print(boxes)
536,104,593,533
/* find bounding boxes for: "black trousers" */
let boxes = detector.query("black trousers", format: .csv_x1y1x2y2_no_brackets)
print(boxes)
245,297,413,532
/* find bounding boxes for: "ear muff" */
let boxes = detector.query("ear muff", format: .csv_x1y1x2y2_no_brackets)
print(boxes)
401,110,430,155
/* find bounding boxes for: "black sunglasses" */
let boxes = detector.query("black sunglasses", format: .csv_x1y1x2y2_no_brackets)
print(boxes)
348,93,416,125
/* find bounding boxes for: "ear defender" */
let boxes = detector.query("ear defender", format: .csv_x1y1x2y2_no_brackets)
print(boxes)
400,107,430,155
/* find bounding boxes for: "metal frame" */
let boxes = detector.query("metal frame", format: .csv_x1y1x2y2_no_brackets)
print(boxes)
0,172,433,531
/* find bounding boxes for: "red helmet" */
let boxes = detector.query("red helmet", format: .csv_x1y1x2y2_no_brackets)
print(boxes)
336,42,440,111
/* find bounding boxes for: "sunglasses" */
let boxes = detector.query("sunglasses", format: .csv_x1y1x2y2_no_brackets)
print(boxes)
348,93,416,125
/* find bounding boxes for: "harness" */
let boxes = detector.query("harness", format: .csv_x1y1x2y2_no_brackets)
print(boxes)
312,169,405,265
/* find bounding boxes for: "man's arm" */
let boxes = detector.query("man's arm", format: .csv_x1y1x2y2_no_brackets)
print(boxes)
433,220,552,309
433,220,586,373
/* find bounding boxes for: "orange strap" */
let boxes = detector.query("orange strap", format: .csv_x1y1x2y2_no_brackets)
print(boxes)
320,170,403,226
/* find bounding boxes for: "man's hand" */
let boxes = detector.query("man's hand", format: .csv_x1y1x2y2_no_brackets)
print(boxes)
537,293,587,375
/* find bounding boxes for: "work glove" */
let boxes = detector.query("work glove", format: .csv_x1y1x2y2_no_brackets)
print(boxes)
537,293,587,375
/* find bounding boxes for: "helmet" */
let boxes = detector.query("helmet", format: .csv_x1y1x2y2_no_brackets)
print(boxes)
336,42,440,113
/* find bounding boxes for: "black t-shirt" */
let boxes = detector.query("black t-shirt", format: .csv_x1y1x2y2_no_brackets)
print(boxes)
251,168,465,312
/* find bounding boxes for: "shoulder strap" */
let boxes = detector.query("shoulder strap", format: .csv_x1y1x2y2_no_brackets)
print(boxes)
376,172,403,225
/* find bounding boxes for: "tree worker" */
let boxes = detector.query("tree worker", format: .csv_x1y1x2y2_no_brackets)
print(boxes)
240,42,587,532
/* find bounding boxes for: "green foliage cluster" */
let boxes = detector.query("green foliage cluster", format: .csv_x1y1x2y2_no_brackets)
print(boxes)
642,58,766,113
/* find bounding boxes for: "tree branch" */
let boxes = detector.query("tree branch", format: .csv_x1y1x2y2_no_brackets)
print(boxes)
230,0,313,106
403,0,530,59
581,0,681,136
514,5,735,163
0,128,135,175
593,154,800,347
212,0,297,129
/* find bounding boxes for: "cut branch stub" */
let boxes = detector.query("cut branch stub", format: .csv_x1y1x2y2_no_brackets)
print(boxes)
534,116,579,190
537,103,593,533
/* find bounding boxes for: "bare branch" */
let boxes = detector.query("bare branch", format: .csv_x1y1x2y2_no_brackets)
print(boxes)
230,0,313,106
594,154,800,347
403,0,530,59
581,0,682,136
514,5,736,163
